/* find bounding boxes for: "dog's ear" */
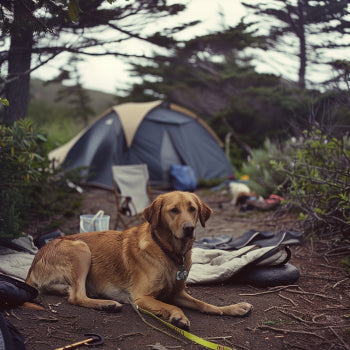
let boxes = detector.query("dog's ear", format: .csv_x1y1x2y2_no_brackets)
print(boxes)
192,194,213,227
143,196,163,229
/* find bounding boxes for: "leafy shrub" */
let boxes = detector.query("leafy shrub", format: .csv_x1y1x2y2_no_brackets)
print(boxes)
0,119,82,239
0,119,45,237
240,138,291,198
271,127,350,237
227,142,246,171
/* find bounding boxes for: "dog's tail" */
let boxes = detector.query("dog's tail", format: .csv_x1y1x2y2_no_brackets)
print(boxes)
21,302,46,311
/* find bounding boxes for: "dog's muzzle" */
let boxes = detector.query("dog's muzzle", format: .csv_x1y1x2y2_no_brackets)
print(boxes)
183,223,195,239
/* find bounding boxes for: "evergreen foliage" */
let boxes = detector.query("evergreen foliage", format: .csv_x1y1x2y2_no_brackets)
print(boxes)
0,0,197,123
0,119,82,238
242,0,350,89
45,56,95,127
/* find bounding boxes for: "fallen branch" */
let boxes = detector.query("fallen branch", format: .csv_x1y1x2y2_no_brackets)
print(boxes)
255,325,325,340
9,310,22,320
302,274,338,281
329,326,350,350
204,335,237,348
107,332,144,341
285,288,338,301
325,245,350,255
310,263,339,270
34,315,59,322
239,285,299,296
278,309,327,326
147,346,183,349
312,314,325,323
323,305,350,310
298,295,313,304
23,335,34,345
278,293,298,307
264,305,291,312
204,336,232,340
327,251,350,257
332,277,349,288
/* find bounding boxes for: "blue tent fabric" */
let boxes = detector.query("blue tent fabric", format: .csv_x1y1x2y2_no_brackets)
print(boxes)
170,164,198,191
55,101,234,189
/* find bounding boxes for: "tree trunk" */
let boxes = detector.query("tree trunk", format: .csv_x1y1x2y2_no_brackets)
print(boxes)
297,0,306,89
221,117,252,156
1,0,34,124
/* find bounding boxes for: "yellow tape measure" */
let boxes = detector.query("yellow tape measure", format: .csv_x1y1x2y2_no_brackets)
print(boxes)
136,306,234,350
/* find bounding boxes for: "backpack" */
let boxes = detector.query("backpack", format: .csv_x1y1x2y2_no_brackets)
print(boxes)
170,164,197,192
0,274,38,350
0,313,26,350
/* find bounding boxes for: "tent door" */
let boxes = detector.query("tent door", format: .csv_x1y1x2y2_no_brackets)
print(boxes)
160,131,181,184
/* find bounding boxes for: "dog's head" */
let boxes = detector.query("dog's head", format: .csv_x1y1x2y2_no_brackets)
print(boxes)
143,191,212,240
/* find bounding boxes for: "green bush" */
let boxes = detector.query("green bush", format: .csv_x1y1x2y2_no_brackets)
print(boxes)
240,138,291,198
271,127,350,237
0,119,82,238
0,119,45,237
228,142,246,171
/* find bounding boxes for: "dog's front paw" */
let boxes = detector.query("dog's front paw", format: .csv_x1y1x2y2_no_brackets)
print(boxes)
229,302,253,316
100,301,123,313
170,310,190,330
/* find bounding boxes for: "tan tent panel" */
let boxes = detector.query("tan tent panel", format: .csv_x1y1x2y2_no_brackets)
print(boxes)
113,100,162,148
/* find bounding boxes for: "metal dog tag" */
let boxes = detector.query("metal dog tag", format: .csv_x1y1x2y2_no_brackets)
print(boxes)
176,266,188,281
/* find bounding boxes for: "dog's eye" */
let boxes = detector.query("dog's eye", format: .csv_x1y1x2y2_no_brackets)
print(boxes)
171,207,179,214
189,206,196,212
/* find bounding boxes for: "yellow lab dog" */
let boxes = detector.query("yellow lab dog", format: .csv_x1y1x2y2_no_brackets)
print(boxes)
26,191,252,329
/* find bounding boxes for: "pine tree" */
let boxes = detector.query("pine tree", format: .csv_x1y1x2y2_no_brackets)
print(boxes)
0,1,198,123
242,0,350,89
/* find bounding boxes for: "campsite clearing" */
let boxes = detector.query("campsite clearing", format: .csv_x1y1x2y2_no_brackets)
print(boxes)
8,187,350,350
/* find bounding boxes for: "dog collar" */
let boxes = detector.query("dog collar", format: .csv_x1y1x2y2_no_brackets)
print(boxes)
151,230,189,281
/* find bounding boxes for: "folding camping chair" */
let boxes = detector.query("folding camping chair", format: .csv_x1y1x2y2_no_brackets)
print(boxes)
112,164,152,230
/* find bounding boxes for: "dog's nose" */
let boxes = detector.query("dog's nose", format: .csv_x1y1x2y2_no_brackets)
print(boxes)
183,223,195,238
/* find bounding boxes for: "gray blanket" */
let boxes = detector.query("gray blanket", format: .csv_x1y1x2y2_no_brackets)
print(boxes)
0,236,289,284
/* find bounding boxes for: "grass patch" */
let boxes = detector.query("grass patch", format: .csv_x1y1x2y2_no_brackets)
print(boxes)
28,100,84,151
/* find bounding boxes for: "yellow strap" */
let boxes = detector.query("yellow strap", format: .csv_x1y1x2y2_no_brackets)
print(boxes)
137,306,234,350
54,338,93,350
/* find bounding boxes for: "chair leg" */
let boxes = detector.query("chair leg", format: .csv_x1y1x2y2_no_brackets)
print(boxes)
120,216,129,230
114,213,129,230
114,213,121,230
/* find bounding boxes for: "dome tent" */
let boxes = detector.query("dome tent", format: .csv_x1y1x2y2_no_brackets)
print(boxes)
49,100,234,189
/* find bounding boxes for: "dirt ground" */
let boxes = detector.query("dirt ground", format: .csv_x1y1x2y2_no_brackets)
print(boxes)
6,187,350,350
